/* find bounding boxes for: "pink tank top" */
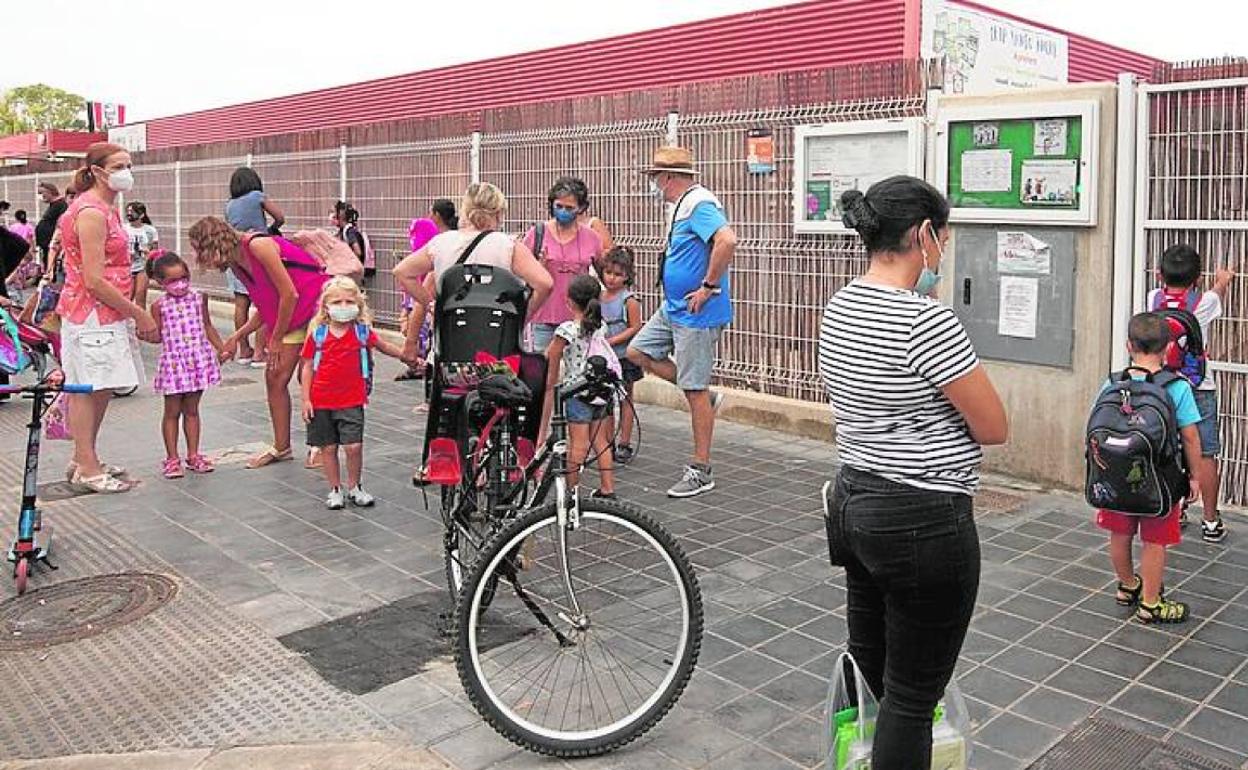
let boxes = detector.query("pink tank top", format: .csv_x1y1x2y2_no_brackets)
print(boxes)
524,223,601,325
56,195,132,325
234,234,327,334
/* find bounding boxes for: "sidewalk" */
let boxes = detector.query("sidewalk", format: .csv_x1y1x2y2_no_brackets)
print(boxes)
1,343,1246,769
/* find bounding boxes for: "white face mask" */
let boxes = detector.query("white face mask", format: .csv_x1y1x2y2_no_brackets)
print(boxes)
105,168,135,193
328,305,360,323
649,177,665,202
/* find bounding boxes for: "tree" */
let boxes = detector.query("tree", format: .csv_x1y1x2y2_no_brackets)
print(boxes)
0,84,87,134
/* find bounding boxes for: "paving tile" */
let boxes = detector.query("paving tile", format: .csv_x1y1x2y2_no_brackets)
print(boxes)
1182,706,1248,756
710,614,789,648
1212,602,1248,630
995,593,1069,624
699,631,749,667
1141,660,1224,703
1110,684,1197,727
711,650,791,691
1190,620,1248,654
430,722,518,770
1165,639,1246,676
676,670,750,715
646,709,746,768
1045,663,1130,702
961,630,1012,663
757,668,827,713
1165,732,1248,770
1050,609,1122,640
974,713,1061,762
975,583,1019,608
709,692,797,740
1209,681,1248,715
985,647,1067,683
1053,564,1114,590
757,631,830,668
755,597,825,630
956,666,1034,709
1010,687,1097,730
761,715,823,768
1103,623,1184,658
972,610,1040,642
710,742,803,769
1177,575,1244,602
1076,643,1156,680
969,745,1025,770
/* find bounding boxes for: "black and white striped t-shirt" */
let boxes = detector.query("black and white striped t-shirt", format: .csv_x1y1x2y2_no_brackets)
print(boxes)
819,281,982,496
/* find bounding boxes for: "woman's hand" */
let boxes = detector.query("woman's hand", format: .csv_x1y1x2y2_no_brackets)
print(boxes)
134,312,160,343
301,401,315,424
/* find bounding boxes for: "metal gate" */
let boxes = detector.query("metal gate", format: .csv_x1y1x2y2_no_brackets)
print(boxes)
1134,76,1248,505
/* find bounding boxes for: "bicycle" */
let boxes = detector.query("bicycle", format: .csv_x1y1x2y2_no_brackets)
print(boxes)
0,315,92,595
448,355,703,757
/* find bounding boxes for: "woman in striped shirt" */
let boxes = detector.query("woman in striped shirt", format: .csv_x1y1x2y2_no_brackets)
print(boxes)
819,175,1007,770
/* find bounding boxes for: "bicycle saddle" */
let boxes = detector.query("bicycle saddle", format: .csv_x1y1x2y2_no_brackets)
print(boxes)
477,372,532,407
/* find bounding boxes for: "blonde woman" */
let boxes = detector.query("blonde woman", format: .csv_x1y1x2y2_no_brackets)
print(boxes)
393,182,553,364
300,277,409,509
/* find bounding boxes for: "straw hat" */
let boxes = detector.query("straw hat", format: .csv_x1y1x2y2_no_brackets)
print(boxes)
642,145,700,176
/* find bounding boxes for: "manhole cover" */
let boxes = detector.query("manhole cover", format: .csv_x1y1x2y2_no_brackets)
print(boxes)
0,573,178,651
1030,718,1237,770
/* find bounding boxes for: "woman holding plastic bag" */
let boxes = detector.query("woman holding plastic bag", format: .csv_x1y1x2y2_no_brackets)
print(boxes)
818,176,1007,769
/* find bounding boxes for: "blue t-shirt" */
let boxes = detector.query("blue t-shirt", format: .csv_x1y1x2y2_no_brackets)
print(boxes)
1099,372,1201,428
225,190,268,233
662,200,731,329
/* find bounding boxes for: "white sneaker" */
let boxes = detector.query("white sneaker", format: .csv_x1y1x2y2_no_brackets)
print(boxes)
348,485,375,507
326,487,345,510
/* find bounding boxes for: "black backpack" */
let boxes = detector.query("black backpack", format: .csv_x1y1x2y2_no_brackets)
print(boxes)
1085,367,1190,517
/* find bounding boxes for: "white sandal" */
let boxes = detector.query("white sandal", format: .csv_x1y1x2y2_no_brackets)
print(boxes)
70,471,132,494
65,461,127,483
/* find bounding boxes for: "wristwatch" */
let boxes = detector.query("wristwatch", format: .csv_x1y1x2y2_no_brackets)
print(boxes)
701,281,722,295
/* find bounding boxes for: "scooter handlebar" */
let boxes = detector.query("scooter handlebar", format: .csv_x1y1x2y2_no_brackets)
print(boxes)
61,384,94,394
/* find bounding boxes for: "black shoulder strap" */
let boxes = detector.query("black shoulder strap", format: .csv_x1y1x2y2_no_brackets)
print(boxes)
455,231,492,267
1151,370,1182,390
532,222,545,258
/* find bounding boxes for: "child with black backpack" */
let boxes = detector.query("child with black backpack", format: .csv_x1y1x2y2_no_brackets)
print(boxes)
1150,244,1234,542
1086,313,1203,624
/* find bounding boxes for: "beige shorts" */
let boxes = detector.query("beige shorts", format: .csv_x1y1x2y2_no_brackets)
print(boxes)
61,311,146,391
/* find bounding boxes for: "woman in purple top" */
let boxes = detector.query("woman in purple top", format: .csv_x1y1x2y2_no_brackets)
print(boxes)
523,177,604,353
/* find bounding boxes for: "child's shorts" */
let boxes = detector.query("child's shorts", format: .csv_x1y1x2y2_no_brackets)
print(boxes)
308,406,365,446
1097,505,1182,546
1194,389,1220,457
566,396,610,425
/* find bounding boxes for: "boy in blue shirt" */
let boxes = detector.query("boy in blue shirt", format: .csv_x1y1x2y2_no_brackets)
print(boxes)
1096,313,1202,624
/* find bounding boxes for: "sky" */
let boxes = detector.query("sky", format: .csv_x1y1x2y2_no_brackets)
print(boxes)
4,0,1247,122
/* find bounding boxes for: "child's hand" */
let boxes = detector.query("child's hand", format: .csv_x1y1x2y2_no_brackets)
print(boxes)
221,337,238,360
301,402,315,424
218,348,234,364
1188,477,1202,504
1216,267,1234,285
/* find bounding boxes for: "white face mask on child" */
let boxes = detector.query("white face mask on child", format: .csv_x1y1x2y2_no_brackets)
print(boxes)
328,305,360,323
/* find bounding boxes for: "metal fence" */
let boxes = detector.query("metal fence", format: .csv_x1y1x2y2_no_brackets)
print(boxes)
0,81,928,407
1137,74,1248,505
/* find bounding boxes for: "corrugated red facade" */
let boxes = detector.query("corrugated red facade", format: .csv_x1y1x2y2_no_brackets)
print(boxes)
140,0,1158,150
0,130,106,160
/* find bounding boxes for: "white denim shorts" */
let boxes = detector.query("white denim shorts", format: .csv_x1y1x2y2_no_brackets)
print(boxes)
61,311,146,391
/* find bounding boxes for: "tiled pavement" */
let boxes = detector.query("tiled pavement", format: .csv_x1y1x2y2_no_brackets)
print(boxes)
3,347,1247,769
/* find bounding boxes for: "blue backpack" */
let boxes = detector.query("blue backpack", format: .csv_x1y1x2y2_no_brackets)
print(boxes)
311,322,373,396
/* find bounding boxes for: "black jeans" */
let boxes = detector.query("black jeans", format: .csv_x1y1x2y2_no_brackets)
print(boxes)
826,466,980,770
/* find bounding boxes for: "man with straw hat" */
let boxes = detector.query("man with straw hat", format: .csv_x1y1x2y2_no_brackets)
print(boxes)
628,145,738,498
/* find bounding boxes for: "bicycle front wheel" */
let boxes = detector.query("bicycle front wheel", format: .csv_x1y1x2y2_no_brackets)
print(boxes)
454,498,702,757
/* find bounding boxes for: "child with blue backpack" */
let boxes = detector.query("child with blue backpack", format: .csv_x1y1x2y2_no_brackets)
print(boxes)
300,277,408,510
1087,312,1203,624
1149,244,1234,542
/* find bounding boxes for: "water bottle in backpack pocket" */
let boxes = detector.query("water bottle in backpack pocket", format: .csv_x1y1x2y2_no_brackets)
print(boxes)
1085,367,1190,517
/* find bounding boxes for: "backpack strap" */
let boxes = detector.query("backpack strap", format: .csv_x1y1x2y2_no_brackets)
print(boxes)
532,223,546,259
354,322,371,380
455,231,492,267
311,324,329,374
1184,289,1201,313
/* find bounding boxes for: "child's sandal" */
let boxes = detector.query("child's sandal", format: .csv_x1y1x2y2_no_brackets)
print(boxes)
1136,598,1189,624
1116,574,1143,606
186,454,215,474
162,457,184,479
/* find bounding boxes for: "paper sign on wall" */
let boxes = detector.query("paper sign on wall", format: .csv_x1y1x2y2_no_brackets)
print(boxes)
997,232,1051,275
1021,159,1078,205
1033,119,1067,156
961,149,1013,192
998,275,1039,339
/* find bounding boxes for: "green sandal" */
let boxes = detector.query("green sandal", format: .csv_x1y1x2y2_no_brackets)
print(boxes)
1115,574,1164,606
1136,598,1189,624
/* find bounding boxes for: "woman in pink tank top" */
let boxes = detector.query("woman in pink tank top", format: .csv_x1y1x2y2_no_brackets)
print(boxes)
189,216,320,470
59,142,160,495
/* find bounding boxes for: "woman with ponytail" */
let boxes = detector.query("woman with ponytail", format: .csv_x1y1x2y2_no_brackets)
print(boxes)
57,142,158,493
538,273,618,499
819,176,1007,769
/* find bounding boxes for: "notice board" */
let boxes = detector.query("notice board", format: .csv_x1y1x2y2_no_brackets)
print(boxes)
952,224,1076,368
936,100,1099,226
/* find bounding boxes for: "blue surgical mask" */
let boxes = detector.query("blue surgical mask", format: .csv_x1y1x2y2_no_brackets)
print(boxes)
914,223,945,296
553,207,577,226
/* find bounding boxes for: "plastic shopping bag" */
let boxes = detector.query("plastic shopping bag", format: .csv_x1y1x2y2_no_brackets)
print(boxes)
823,651,972,770
44,393,72,441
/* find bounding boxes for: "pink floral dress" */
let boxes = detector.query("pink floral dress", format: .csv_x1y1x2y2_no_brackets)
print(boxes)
152,289,221,395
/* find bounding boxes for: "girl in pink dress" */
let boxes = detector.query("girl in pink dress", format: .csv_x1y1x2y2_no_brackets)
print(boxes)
149,251,228,478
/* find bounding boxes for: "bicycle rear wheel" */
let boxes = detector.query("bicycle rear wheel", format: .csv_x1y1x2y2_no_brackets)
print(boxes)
455,498,702,757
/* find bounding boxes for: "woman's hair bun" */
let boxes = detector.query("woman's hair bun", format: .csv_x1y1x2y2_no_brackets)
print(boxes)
840,189,878,234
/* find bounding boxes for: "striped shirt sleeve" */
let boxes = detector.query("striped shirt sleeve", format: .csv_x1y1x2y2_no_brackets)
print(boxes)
906,303,978,388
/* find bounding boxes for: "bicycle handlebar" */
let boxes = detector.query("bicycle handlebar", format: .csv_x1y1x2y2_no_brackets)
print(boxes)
556,356,620,403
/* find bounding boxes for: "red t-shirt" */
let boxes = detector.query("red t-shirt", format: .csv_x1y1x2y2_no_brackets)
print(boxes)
300,325,379,410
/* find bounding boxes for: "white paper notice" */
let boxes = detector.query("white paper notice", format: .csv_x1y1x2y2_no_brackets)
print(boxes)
1033,119,1068,156
997,231,1052,275
1021,159,1078,205
961,149,1013,192
998,276,1039,339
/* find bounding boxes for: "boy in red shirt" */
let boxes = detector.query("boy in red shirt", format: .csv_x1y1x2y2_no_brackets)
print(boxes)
300,277,410,509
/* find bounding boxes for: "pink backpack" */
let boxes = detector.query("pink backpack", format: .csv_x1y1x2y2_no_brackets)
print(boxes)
287,229,364,281
587,329,622,378
238,234,329,331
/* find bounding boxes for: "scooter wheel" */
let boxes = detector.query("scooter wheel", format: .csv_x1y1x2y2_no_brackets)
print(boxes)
14,559,28,595
113,386,139,398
